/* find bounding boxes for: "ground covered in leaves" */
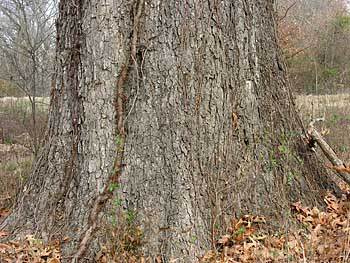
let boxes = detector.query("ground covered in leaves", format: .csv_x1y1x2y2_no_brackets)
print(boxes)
201,192,350,263
1,191,350,262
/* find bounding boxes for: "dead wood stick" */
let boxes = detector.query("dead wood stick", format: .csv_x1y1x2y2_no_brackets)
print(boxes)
307,118,350,186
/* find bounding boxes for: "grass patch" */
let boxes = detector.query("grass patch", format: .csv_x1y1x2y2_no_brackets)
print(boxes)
0,97,50,115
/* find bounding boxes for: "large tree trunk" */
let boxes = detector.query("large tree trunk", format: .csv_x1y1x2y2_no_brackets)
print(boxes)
1,0,336,262
1,0,127,257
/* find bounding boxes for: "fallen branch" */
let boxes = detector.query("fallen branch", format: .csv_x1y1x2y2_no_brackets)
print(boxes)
307,118,350,186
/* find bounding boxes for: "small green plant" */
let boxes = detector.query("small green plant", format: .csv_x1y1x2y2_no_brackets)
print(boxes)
190,235,197,243
235,226,245,235
125,209,135,224
278,143,290,155
269,158,278,171
323,68,339,78
115,134,124,147
114,197,123,207
108,182,119,192
287,172,295,186
111,215,117,227
277,134,293,157
286,130,298,139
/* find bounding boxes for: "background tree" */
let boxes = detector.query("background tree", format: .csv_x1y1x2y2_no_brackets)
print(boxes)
0,0,56,155
277,0,350,94
1,0,336,262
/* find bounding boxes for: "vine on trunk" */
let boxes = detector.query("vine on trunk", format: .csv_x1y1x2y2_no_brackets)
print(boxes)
70,0,145,261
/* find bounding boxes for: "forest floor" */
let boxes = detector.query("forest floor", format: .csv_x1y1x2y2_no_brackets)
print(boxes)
1,94,350,262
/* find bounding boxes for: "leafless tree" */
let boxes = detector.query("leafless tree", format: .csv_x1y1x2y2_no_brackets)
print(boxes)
277,0,350,94
0,0,57,155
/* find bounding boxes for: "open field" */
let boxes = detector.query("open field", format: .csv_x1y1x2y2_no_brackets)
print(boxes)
0,96,49,113
296,93,350,117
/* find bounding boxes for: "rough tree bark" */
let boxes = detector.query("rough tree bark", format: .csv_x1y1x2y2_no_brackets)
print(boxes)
1,0,336,262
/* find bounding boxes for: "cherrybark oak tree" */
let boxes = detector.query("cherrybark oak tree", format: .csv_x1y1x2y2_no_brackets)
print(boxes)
1,0,336,262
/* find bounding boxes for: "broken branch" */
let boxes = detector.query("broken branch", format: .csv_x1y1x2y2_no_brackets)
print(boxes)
307,118,350,186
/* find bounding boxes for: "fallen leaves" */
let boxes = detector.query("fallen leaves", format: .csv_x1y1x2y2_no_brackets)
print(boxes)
206,191,350,263
1,192,350,262
0,235,61,263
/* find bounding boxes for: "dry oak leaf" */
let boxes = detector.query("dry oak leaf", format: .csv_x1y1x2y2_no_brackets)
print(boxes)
198,250,215,262
217,234,232,245
291,201,309,215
